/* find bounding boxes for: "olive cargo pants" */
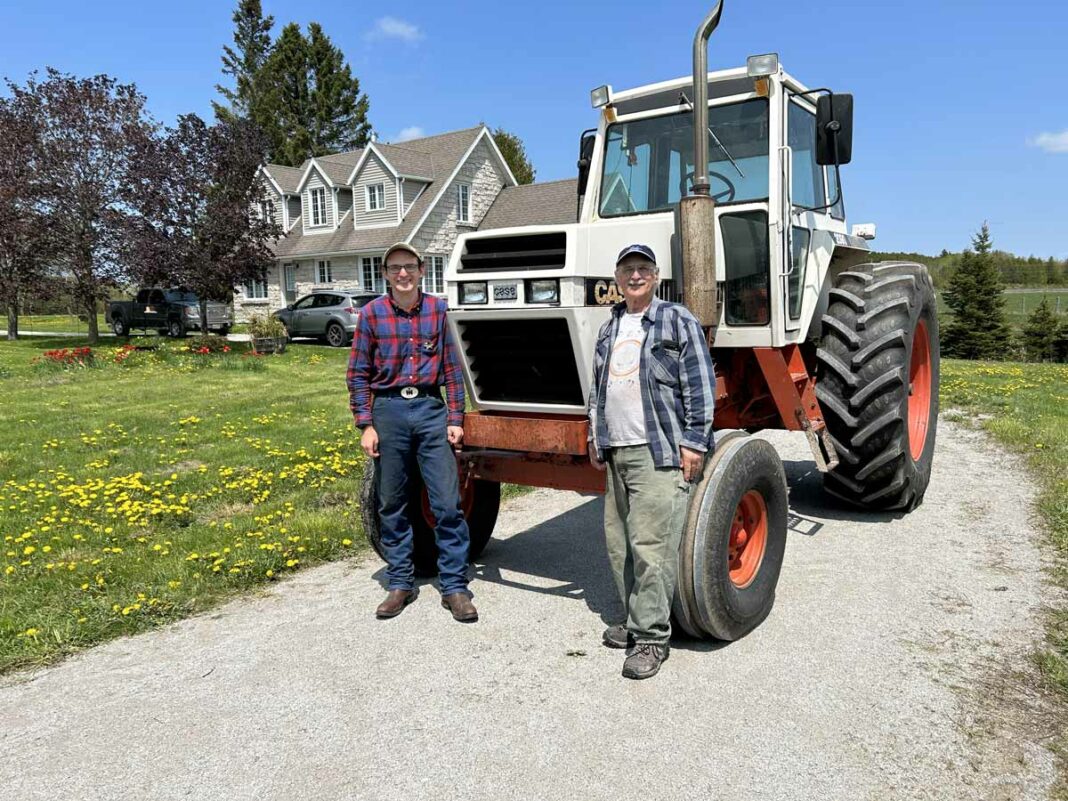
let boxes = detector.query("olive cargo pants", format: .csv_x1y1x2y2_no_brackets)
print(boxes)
604,444,692,645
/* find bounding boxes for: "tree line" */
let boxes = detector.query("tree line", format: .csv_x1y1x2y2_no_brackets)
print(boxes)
873,246,1066,290
0,1,537,343
933,224,1067,363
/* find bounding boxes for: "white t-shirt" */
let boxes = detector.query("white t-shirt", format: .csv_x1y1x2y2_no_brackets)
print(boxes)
605,312,647,447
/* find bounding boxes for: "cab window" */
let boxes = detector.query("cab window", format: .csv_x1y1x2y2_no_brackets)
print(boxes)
788,101,825,209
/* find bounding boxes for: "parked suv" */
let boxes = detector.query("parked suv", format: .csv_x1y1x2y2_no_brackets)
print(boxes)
273,290,380,347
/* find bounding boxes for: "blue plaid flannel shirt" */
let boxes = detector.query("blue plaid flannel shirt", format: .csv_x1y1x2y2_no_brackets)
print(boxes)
587,297,716,468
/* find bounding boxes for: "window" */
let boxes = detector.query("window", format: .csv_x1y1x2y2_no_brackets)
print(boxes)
599,99,770,217
456,183,471,223
292,295,316,310
283,264,297,293
788,227,811,320
317,260,333,284
788,101,826,210
243,279,268,299
366,183,385,211
310,187,326,226
259,199,275,222
361,256,385,293
423,255,445,294
826,166,845,220
720,211,770,326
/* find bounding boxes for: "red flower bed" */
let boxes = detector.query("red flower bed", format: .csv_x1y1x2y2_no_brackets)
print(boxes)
38,347,94,368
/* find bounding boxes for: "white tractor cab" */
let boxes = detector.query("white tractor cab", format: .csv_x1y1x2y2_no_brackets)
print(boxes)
363,2,940,641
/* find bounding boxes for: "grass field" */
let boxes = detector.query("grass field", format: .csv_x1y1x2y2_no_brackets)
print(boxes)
9,315,110,334
936,288,1068,330
0,336,366,673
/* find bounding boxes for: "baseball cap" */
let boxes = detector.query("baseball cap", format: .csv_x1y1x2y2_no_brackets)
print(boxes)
383,242,423,264
615,243,657,267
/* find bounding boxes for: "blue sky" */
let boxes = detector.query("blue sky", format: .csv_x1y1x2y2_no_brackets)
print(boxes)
2,0,1066,258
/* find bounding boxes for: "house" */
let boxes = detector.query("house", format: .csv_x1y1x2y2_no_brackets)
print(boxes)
238,125,519,320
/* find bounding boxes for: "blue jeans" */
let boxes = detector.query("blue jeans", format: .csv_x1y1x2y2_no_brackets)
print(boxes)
372,394,471,594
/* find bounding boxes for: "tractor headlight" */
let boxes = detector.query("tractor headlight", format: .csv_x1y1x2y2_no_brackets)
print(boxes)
526,279,559,305
590,85,612,108
460,281,488,305
746,53,779,78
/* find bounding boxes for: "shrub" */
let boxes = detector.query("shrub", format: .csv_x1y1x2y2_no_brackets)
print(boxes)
247,314,286,340
186,334,233,355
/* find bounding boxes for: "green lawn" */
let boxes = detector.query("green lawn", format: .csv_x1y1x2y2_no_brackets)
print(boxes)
12,314,110,334
941,360,1068,701
0,336,366,673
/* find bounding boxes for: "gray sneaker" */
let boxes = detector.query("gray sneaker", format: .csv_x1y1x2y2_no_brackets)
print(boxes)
602,624,631,649
622,643,669,680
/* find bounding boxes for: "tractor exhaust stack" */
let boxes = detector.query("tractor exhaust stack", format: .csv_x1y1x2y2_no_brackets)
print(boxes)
679,1,724,331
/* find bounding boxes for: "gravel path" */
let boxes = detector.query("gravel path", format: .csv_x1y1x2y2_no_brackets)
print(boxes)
0,421,1060,800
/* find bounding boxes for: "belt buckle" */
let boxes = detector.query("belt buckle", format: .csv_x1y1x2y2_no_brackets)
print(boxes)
400,386,418,399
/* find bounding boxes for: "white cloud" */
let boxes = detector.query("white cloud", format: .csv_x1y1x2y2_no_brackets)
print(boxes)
365,17,423,44
1029,130,1068,154
396,126,425,142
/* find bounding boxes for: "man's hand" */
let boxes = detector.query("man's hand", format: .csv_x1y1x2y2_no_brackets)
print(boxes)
447,425,464,448
680,446,703,483
588,441,606,472
360,425,379,459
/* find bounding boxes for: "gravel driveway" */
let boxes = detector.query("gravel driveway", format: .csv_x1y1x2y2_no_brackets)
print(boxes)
0,421,1060,800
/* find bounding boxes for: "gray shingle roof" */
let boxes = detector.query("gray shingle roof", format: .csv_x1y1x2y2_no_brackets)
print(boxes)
262,164,304,194
271,126,487,259
478,179,579,230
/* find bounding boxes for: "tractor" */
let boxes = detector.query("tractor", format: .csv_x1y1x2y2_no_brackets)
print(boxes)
361,1,939,641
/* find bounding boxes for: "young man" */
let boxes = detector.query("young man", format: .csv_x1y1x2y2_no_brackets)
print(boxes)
587,244,716,679
347,242,477,622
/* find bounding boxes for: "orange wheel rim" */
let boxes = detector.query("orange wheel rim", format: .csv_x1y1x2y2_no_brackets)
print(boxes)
728,490,768,588
420,477,476,529
907,319,931,461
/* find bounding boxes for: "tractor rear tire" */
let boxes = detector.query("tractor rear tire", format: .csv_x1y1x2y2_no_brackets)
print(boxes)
673,435,789,641
360,458,500,577
816,261,939,511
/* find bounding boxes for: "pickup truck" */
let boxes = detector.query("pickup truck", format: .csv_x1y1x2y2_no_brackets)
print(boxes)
108,288,233,338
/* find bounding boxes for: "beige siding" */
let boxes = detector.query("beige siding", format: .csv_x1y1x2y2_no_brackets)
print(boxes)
401,180,426,216
258,180,285,227
302,168,334,229
353,153,397,227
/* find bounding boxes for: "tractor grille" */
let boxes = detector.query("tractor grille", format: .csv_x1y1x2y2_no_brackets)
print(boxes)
458,318,583,406
459,232,567,272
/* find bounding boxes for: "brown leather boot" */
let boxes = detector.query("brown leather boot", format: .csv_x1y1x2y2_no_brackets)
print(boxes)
441,592,478,622
376,589,416,619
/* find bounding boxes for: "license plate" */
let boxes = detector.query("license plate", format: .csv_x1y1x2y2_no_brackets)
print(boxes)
493,284,518,302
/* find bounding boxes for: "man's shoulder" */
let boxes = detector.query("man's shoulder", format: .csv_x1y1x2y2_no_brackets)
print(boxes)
655,300,701,327
423,293,448,313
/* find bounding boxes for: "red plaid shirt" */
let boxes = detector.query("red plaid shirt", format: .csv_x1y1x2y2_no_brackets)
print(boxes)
346,291,466,428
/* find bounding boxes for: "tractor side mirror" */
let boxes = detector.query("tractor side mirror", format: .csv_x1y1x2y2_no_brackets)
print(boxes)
576,130,597,198
816,93,853,166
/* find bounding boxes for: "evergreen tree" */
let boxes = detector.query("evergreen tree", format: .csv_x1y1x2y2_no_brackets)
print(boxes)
490,127,536,184
257,23,370,166
941,223,1012,360
213,0,274,125
1021,298,1059,361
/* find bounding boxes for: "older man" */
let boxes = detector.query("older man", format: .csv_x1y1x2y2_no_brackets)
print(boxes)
587,244,716,679
347,242,477,623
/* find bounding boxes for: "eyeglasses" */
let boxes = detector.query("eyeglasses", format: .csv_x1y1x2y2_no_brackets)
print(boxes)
385,263,421,276
615,265,657,278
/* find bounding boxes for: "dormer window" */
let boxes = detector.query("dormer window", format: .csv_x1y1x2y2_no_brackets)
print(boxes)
259,199,274,221
456,183,471,223
366,183,385,212
310,187,326,226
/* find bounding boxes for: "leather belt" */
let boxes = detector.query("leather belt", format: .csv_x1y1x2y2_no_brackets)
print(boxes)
377,386,438,400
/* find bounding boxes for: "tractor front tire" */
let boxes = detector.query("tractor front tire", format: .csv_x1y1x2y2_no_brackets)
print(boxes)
816,261,939,511
360,458,500,577
673,434,789,641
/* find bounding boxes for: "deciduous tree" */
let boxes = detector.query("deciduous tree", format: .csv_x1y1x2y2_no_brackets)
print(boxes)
18,69,155,343
941,223,1012,360
0,88,55,340
127,114,281,332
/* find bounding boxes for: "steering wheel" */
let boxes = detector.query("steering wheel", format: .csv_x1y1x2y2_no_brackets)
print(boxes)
682,170,737,203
